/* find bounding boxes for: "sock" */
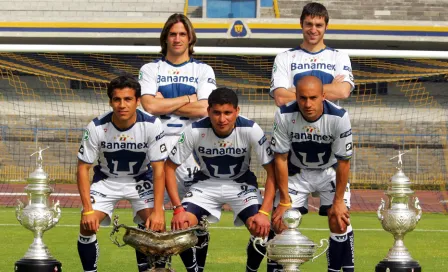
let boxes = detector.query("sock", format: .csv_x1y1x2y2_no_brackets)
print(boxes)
195,230,210,272
78,234,99,272
266,230,283,272
179,247,199,272
327,225,354,272
246,235,266,272
135,224,150,271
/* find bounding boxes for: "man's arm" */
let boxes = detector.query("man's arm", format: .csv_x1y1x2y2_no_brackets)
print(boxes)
259,162,276,213
164,159,182,209
323,80,351,101
77,160,93,212
147,160,166,231
271,152,290,232
328,159,351,232
173,99,208,118
141,94,190,116
272,87,297,107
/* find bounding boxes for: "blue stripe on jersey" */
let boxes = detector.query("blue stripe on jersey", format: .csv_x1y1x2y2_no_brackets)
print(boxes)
136,109,157,123
190,58,204,64
234,170,258,188
293,70,334,86
167,124,183,127
280,101,299,114
235,116,254,127
93,112,112,126
288,47,334,54
192,117,212,129
158,84,196,98
323,100,346,117
160,115,171,120
179,117,190,120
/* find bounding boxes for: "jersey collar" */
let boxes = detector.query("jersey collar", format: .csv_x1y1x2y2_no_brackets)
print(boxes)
163,56,192,67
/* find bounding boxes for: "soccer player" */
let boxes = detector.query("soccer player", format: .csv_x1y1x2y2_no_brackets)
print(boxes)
138,13,216,272
165,87,280,272
270,2,354,106
76,75,167,272
271,76,354,272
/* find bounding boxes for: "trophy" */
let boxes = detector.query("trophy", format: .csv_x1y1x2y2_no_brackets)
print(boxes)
15,147,62,272
376,151,422,272
110,215,209,272
253,209,328,272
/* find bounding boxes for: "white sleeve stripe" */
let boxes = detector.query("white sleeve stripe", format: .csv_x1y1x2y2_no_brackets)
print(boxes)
262,158,274,166
77,156,93,164
150,157,168,162
141,93,156,97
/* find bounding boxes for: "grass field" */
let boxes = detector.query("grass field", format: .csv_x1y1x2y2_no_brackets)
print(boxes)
1,207,447,272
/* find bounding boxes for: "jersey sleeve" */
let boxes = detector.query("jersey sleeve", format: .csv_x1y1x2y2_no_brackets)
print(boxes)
147,118,168,162
335,51,355,92
249,123,274,165
168,125,195,165
196,64,216,100
77,121,99,164
270,108,291,154
269,52,291,98
139,63,158,96
332,112,353,160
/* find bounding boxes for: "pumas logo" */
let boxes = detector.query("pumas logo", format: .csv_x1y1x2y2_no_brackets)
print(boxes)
303,125,320,134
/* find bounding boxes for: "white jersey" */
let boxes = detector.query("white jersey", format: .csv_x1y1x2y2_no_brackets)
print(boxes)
78,109,168,183
271,100,353,174
270,47,354,96
139,57,216,136
169,116,274,187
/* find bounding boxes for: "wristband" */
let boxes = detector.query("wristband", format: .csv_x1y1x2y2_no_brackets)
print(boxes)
172,204,183,210
82,210,95,216
173,207,185,215
278,202,292,207
258,210,270,216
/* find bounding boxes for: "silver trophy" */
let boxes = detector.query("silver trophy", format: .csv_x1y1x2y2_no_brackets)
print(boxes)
15,147,62,272
253,209,328,272
376,151,422,272
110,215,209,272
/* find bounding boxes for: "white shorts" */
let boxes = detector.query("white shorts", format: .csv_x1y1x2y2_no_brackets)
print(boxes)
182,179,263,226
164,135,199,202
274,167,350,215
90,178,154,226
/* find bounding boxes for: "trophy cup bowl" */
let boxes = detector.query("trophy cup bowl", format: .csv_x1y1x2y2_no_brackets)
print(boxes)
253,209,328,272
15,148,63,272
110,215,208,272
376,163,422,272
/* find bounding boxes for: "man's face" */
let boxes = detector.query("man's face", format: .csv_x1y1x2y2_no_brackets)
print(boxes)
296,83,324,122
208,103,239,137
301,15,327,46
109,87,140,124
166,22,190,58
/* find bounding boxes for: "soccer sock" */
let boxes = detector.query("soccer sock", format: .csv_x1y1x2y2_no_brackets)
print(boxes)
266,230,283,272
246,235,266,272
135,224,150,271
327,225,354,272
179,247,199,272
195,230,210,272
78,234,99,272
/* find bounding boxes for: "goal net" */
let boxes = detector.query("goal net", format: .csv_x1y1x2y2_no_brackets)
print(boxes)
0,46,446,212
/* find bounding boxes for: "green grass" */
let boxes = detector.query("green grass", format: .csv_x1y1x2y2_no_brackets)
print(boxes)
1,207,447,271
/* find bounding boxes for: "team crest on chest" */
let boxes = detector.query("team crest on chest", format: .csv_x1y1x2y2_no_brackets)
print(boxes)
217,140,232,147
303,125,320,134
115,134,133,141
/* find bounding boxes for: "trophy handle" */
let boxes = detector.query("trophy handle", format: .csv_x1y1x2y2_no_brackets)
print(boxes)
377,198,385,221
51,200,62,225
312,239,329,262
414,197,422,221
252,237,267,257
109,215,128,247
16,199,24,224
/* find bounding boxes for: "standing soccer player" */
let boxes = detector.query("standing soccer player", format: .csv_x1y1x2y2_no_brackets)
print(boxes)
138,13,216,272
270,2,354,106
76,75,167,272
165,87,280,272
272,76,354,272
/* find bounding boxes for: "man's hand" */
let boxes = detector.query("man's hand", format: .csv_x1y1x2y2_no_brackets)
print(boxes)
171,210,194,230
147,209,165,232
189,94,198,102
247,213,270,238
81,213,99,232
332,74,345,83
271,205,290,234
328,201,350,233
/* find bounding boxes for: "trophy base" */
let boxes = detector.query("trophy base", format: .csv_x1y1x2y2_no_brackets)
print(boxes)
15,258,62,272
375,260,421,272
